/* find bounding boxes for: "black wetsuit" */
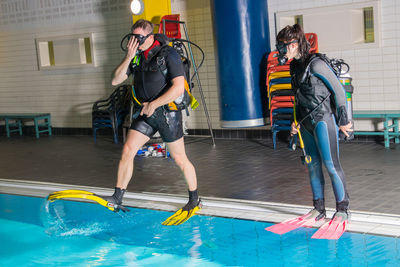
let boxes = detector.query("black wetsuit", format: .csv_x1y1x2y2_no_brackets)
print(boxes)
291,54,350,212
127,34,185,142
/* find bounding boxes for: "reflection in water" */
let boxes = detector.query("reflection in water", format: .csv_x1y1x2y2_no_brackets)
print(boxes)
89,241,118,266
189,226,202,258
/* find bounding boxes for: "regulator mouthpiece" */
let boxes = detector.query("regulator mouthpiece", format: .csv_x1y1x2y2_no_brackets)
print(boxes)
275,40,297,65
277,55,288,65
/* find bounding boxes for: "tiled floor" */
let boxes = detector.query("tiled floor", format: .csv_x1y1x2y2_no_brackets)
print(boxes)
1,135,400,214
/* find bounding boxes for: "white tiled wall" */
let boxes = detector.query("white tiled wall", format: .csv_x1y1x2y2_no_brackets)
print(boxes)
171,0,220,130
0,0,399,131
0,0,133,128
268,0,400,131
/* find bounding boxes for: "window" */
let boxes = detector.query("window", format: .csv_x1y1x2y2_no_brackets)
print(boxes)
364,7,374,43
275,0,380,51
294,15,303,29
36,34,94,70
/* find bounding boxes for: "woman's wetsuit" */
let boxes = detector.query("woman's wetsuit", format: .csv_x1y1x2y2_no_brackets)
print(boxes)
290,54,350,212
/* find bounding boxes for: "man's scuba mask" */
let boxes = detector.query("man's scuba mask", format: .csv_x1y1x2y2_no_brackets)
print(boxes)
130,33,153,46
120,33,153,52
276,40,298,65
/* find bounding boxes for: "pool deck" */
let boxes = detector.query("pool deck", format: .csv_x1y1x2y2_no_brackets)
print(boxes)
1,135,400,236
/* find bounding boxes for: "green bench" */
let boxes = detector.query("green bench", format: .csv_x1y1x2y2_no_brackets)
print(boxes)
353,110,400,149
0,113,52,139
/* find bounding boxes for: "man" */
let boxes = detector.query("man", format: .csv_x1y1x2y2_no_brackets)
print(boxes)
107,19,201,225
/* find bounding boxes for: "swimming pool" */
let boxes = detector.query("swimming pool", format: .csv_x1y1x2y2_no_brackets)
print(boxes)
1,193,399,266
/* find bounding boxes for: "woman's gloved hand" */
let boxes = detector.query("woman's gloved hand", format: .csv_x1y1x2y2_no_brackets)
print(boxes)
339,121,353,138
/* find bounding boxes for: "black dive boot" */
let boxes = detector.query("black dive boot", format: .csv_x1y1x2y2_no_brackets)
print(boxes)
312,199,326,221
183,189,202,211
335,200,350,220
104,187,129,212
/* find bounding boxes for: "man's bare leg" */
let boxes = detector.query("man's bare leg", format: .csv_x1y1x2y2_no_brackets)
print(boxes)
161,136,200,225
105,129,149,210
116,129,150,189
166,137,197,191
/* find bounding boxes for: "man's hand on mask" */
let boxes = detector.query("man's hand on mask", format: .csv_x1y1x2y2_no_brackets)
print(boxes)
126,36,139,61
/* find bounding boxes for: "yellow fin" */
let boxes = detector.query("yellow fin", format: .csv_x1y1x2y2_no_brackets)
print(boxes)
162,202,201,226
47,190,114,212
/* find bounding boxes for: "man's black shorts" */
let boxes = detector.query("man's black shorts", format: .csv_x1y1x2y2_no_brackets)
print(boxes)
130,106,183,143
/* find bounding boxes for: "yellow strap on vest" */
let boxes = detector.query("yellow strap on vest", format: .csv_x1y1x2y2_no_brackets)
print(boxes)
185,80,199,110
293,99,304,149
167,79,199,111
131,79,197,111
131,86,142,106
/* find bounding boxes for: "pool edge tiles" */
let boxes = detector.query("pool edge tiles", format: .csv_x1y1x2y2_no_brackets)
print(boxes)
1,178,400,238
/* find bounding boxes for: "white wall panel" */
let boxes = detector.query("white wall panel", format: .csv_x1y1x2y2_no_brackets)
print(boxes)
0,0,399,132
0,0,132,128
268,0,400,131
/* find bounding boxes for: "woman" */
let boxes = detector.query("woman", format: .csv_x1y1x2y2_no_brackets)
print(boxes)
266,24,352,239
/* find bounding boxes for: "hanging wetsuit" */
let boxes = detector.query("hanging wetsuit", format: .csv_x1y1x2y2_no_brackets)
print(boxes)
126,34,185,142
290,54,350,212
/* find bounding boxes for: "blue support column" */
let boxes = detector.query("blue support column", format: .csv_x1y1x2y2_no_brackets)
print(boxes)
211,0,271,127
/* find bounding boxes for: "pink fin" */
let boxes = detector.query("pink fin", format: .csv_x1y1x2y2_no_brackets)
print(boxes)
329,220,348,239
265,213,316,235
312,217,348,240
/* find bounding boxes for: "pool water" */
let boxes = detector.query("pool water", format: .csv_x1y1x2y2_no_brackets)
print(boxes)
1,193,399,266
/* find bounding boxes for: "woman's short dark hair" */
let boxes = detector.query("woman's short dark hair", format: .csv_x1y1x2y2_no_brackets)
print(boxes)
276,24,310,59
131,19,154,34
